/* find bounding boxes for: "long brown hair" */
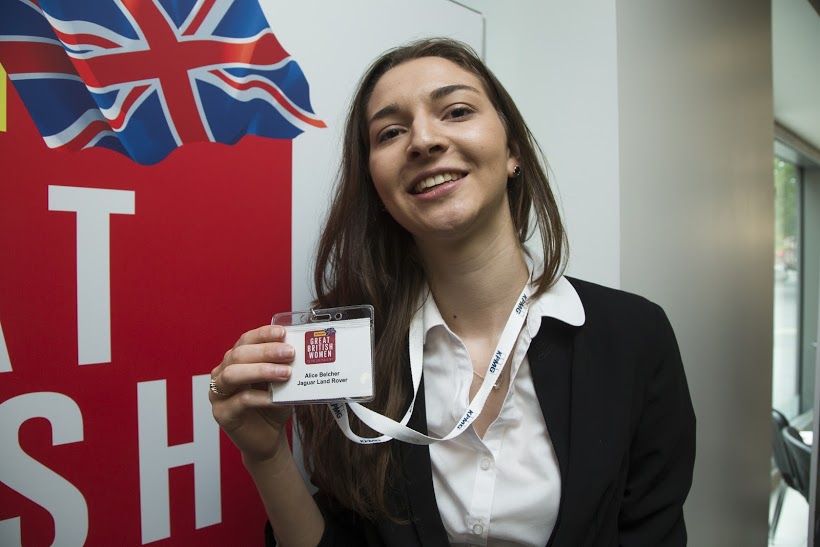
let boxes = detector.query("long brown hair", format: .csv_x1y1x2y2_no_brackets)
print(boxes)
294,37,567,520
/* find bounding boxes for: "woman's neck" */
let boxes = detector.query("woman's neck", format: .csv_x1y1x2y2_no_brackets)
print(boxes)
417,225,529,340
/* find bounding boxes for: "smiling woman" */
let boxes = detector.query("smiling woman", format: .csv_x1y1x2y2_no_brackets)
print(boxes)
366,57,518,245
208,38,696,547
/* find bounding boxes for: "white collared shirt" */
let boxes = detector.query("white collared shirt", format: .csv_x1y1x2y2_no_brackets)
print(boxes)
422,275,585,547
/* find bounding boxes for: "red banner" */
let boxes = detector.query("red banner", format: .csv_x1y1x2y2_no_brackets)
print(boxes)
1,80,291,545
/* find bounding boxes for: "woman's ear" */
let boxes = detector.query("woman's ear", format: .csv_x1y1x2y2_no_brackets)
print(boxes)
508,139,521,158
507,141,522,178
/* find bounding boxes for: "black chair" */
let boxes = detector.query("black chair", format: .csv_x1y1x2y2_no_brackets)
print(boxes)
771,409,800,538
783,425,811,501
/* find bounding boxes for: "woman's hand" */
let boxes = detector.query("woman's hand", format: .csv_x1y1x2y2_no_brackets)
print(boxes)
209,325,295,464
211,326,327,543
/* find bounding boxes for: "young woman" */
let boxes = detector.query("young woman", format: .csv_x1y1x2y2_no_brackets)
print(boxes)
209,38,696,547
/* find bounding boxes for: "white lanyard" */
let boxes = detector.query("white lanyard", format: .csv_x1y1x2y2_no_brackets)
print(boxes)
328,285,531,445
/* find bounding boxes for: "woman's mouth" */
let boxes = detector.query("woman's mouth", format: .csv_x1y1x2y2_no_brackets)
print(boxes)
412,172,466,194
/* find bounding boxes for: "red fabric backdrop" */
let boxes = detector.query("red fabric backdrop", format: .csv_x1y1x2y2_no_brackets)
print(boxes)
1,80,292,545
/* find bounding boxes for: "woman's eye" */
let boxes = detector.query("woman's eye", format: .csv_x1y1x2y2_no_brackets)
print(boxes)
448,106,473,119
378,127,401,143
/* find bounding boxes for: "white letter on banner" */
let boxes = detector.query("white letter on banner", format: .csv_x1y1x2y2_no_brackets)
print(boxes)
48,185,135,365
0,320,10,373
0,392,88,546
137,375,221,544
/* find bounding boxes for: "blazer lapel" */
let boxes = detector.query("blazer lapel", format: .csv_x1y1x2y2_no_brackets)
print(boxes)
396,375,450,546
529,317,577,546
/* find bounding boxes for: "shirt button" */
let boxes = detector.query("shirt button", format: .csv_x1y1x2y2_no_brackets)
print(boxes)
472,523,484,535
480,458,492,470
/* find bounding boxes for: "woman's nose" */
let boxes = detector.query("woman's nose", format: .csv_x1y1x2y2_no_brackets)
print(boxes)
406,119,447,158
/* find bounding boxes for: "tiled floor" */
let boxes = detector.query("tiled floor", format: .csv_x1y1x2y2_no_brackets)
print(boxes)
770,485,809,547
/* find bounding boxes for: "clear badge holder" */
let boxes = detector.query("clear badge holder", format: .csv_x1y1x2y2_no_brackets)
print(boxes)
269,305,375,405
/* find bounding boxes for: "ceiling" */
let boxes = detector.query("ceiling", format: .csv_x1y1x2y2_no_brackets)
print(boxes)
772,0,820,155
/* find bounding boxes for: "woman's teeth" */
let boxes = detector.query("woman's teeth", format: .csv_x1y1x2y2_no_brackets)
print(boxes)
413,172,463,194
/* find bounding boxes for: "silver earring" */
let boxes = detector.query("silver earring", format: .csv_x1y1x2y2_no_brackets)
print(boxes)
512,165,522,178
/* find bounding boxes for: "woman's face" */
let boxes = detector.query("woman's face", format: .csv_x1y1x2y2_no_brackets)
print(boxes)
366,57,518,244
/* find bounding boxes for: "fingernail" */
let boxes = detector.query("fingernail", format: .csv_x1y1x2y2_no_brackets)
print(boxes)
281,346,295,359
276,366,292,379
271,325,285,338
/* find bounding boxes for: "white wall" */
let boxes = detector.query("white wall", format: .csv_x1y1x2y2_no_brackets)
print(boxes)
460,0,622,288
463,0,775,544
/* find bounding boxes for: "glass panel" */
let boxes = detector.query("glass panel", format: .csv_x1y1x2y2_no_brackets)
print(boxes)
773,158,801,419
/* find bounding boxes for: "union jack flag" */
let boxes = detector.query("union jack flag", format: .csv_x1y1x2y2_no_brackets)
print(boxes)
0,0,325,165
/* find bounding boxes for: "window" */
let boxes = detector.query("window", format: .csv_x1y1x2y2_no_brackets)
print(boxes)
773,157,802,419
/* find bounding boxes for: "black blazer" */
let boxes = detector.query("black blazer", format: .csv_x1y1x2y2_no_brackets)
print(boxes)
266,278,696,546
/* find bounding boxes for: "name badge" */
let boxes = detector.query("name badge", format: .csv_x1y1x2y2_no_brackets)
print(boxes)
269,305,374,404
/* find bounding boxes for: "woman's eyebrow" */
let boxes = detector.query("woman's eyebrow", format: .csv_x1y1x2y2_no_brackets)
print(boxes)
368,84,480,127
369,104,399,127
430,84,479,101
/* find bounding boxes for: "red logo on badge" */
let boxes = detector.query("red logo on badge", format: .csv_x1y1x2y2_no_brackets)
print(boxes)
305,328,336,364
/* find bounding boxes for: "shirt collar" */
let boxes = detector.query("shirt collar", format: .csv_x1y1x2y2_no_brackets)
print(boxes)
421,289,448,343
525,252,585,327
530,275,585,327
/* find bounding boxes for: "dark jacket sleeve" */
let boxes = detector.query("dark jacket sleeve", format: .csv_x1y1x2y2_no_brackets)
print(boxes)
263,504,363,547
618,304,696,546
263,446,430,547
263,491,382,547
